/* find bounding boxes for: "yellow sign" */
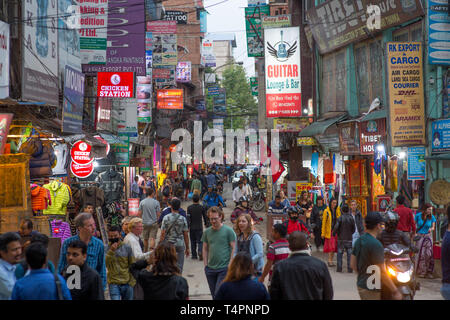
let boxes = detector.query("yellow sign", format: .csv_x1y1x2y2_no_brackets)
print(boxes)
273,118,309,132
297,137,317,146
387,42,426,146
296,183,312,200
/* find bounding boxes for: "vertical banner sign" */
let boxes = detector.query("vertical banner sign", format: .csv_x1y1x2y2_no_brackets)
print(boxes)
63,66,85,133
137,76,152,123
0,21,9,99
80,0,108,65
245,5,270,57
200,10,207,33
250,77,258,96
387,42,426,146
213,89,226,119
431,119,450,154
428,0,450,65
360,119,386,155
176,62,192,82
23,0,59,105
202,39,216,67
146,32,153,77
264,27,301,117
112,134,130,167
407,146,426,180
117,101,138,138
0,114,13,155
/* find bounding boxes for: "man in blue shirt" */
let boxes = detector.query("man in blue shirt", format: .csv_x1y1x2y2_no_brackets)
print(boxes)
206,170,217,188
203,186,225,209
58,212,107,288
11,243,71,300
0,232,22,300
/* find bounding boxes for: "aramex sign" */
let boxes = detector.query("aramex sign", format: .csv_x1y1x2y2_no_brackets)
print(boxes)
97,72,135,98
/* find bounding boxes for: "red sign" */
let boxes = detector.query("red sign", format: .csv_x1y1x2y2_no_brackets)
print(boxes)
0,113,13,155
70,161,94,178
128,198,140,216
71,140,94,165
360,119,386,155
157,89,183,110
97,72,134,98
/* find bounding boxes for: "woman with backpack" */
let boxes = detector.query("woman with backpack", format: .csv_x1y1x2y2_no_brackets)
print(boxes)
233,214,264,277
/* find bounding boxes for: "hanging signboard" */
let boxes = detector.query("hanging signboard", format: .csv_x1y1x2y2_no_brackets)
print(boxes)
262,15,292,29
176,62,192,83
163,10,188,24
71,141,94,165
360,119,386,155
202,39,216,67
146,32,153,77
112,134,130,167
250,77,258,96
70,161,94,179
97,72,135,98
407,146,426,180
264,27,301,117
431,119,450,154
387,42,426,146
0,21,10,99
428,0,450,65
273,118,309,132
207,86,220,96
245,5,270,57
128,198,140,216
63,66,85,133
200,10,207,33
157,89,184,109
248,0,266,6
338,122,360,156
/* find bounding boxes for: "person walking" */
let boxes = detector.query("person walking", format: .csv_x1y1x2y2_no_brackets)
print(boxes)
160,198,190,273
233,214,264,277
322,198,341,267
105,226,135,300
190,174,202,196
187,194,209,260
350,211,402,300
123,218,152,261
129,242,189,300
215,252,270,300
12,243,71,300
394,195,416,238
131,176,140,198
138,188,161,252
441,206,450,300
332,204,355,273
269,231,333,300
62,240,104,300
310,196,327,251
57,212,107,289
414,203,437,279
349,200,365,247
0,232,22,300
201,207,237,299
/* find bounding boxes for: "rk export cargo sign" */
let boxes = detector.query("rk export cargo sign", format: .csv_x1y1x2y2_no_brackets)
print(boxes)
157,89,184,109
387,42,426,146
264,27,301,117
97,72,135,98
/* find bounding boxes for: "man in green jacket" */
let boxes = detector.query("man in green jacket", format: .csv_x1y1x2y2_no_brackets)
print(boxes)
105,226,136,300
190,174,202,195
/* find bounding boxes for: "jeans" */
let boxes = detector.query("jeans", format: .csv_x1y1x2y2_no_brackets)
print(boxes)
441,283,450,300
337,240,352,272
190,229,203,258
204,266,228,299
109,284,133,300
175,245,185,273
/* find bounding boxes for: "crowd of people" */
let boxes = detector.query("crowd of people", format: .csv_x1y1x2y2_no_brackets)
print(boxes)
0,167,449,301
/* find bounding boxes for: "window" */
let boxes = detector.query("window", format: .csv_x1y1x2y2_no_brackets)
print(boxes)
354,38,383,112
320,49,347,115
393,22,422,42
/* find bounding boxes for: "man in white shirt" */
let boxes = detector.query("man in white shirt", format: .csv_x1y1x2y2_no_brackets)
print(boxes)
123,218,151,261
232,181,245,207
243,178,253,199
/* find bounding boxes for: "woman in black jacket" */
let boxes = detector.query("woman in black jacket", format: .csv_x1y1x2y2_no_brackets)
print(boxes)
129,242,189,300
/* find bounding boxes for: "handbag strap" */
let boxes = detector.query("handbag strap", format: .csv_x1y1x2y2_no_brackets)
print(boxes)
165,213,181,236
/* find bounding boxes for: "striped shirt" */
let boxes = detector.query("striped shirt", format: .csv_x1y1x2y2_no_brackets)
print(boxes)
268,201,286,215
266,239,290,278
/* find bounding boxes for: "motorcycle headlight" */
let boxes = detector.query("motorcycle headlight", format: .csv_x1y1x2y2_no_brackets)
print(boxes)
387,267,397,277
397,271,411,283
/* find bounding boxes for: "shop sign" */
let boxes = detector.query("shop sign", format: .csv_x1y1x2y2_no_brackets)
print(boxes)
245,5,270,57
250,77,258,96
128,199,140,216
264,27,302,117
152,33,177,67
176,62,192,83
71,141,94,165
338,122,360,155
97,72,135,98
273,118,309,132
202,39,216,67
387,42,426,146
200,10,207,33
0,21,9,99
306,0,424,54
287,180,306,204
163,10,188,24
297,137,317,146
112,134,130,167
262,15,292,29
407,146,426,180
62,66,85,133
431,119,450,153
427,0,450,65
70,161,94,179
157,89,184,110
360,119,386,155
0,113,13,155
207,86,220,96
147,20,177,33
296,183,312,203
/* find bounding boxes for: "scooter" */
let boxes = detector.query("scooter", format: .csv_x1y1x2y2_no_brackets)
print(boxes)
383,243,419,300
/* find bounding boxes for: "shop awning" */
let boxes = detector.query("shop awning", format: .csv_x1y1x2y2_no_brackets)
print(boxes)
298,114,347,137
425,153,450,160
359,109,387,122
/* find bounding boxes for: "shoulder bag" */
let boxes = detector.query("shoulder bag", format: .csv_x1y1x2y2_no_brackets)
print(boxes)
162,214,182,244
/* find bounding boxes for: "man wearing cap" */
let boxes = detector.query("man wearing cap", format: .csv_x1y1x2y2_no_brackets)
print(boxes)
350,211,402,300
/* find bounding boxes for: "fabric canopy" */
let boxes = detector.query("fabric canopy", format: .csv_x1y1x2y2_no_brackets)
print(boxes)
298,114,347,137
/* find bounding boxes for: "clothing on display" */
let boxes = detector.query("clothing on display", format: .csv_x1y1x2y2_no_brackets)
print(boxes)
345,160,369,197
30,184,51,212
52,144,70,176
50,219,72,244
96,169,125,204
73,186,105,210
323,158,335,184
43,180,71,216
19,138,56,178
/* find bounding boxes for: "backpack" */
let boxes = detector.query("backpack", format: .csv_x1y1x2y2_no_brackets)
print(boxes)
163,185,170,197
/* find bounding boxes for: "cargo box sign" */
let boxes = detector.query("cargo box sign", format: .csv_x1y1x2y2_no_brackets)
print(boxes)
97,72,134,98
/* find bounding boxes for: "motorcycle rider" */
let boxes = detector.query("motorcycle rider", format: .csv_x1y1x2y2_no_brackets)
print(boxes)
282,207,311,236
203,186,226,210
231,196,260,225
378,211,411,249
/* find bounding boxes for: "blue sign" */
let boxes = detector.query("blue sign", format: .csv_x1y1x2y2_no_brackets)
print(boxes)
200,10,207,33
62,66,85,133
428,0,450,65
213,89,226,119
407,147,426,180
207,86,220,96
431,119,450,153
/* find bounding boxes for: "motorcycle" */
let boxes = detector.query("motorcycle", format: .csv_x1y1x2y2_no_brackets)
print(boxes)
252,188,266,212
383,243,419,300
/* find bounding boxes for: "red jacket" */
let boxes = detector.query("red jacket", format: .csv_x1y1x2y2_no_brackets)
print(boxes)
394,205,416,233
284,219,310,235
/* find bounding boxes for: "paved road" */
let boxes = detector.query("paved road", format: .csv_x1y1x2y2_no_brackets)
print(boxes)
178,199,443,300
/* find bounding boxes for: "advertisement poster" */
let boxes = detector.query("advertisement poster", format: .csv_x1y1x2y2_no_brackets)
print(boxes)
112,134,130,167
202,39,216,67
262,15,291,29
97,72,135,98
387,42,426,146
152,34,178,66
62,66,85,133
176,62,192,82
146,32,153,76
287,180,307,205
431,119,450,153
338,122,360,156
428,0,450,65
273,118,309,132
137,76,152,123
250,77,258,96
264,27,301,117
153,65,176,86
0,21,9,99
407,146,426,180
360,119,386,155
22,0,59,105
0,114,13,155
306,0,424,54
296,183,312,202
79,0,108,65
245,5,270,57
157,89,184,109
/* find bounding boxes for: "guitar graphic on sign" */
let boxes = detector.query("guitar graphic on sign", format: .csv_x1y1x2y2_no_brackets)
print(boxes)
267,30,297,62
